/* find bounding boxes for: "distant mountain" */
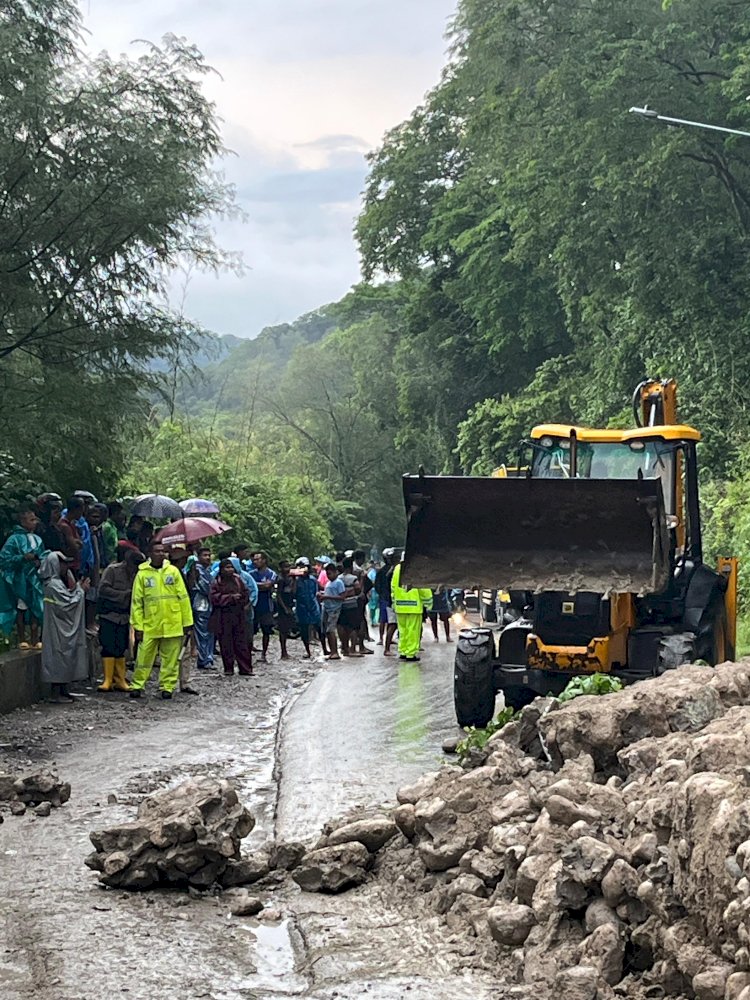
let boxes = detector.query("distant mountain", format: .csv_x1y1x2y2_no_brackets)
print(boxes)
181,303,344,413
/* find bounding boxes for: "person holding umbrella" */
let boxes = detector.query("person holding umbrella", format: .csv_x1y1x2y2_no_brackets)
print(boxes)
129,541,193,700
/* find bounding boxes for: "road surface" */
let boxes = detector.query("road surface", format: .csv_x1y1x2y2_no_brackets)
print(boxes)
0,637,499,999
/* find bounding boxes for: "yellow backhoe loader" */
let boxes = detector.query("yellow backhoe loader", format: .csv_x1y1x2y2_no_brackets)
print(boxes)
401,379,738,727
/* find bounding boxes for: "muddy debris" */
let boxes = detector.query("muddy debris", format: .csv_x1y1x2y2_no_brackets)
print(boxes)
296,661,750,998
13,768,71,807
85,776,254,890
292,841,373,893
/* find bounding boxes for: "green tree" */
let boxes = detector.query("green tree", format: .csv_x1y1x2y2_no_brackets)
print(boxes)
0,0,235,492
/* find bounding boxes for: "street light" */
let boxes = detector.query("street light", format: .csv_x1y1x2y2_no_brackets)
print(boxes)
629,105,750,140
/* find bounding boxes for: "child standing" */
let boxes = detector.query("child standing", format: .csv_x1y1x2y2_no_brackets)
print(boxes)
318,564,345,661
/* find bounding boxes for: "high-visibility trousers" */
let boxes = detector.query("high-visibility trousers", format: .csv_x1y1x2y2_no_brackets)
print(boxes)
397,613,422,658
130,635,183,693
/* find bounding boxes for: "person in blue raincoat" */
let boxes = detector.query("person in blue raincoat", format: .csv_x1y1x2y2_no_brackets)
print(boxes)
0,505,46,648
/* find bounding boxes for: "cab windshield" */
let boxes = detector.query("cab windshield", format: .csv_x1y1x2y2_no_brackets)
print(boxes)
532,439,675,513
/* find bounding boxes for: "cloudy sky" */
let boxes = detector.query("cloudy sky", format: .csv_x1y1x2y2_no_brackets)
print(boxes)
83,0,457,339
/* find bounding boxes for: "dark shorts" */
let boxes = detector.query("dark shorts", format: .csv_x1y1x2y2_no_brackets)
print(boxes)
276,613,296,636
338,605,360,630
254,611,275,636
99,619,129,658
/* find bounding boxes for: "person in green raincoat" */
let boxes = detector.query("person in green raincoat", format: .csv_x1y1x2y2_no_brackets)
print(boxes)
390,560,432,662
0,505,46,648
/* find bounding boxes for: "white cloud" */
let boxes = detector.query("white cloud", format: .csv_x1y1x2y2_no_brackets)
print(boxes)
82,0,458,337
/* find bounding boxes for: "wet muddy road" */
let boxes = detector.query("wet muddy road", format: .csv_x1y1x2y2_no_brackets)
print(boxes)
0,638,499,999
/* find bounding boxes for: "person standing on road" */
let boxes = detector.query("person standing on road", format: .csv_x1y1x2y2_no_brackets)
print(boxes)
39,551,88,703
191,547,215,671
426,586,453,642
390,560,433,662
0,505,46,648
96,546,144,691
375,549,398,656
275,561,296,661
209,559,253,676
318,564,346,660
338,556,363,657
129,541,193,701
251,551,277,663
293,558,324,658
234,544,258,639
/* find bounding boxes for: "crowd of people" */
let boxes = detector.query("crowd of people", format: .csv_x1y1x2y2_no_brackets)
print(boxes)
0,492,461,703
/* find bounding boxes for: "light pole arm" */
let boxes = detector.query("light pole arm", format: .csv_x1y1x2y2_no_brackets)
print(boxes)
629,106,750,140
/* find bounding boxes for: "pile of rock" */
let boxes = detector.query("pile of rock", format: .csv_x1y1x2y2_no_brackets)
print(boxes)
304,662,750,999
86,777,255,889
0,768,71,817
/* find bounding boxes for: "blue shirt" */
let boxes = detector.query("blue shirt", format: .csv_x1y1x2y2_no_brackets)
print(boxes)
295,574,320,624
77,516,93,576
251,567,277,615
322,577,345,614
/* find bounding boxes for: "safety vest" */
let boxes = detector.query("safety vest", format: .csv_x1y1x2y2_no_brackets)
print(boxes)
390,564,433,616
130,559,193,638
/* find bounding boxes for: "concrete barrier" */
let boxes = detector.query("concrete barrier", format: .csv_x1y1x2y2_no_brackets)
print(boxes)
0,649,49,714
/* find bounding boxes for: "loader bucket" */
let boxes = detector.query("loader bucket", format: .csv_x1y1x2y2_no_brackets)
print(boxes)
401,475,670,595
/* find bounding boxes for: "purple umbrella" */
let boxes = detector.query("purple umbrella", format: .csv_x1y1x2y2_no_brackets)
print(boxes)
179,498,221,516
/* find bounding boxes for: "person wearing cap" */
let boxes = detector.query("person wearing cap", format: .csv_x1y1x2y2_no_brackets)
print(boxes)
390,559,433,662
129,541,193,700
375,549,399,654
314,556,330,589
293,558,324,658
96,546,144,691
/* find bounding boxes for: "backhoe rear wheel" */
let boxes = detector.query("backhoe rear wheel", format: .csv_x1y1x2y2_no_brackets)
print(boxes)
454,630,496,728
656,633,696,674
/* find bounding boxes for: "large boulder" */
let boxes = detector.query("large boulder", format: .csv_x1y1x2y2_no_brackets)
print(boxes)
14,769,70,807
292,842,372,893
85,778,254,890
325,816,398,853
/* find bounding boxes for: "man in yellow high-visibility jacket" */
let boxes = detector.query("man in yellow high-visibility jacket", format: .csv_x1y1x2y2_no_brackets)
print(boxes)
390,560,432,661
129,541,193,700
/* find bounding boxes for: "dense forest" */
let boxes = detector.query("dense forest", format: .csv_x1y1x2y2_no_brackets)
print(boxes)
5,0,750,606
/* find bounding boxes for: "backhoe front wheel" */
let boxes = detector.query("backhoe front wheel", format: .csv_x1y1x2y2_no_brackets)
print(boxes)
454,629,496,728
656,632,696,674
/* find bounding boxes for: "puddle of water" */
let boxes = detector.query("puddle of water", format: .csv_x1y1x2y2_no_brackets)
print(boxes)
211,917,308,998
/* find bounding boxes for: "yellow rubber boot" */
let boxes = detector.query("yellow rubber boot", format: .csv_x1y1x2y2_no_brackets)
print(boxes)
113,657,131,692
98,658,115,692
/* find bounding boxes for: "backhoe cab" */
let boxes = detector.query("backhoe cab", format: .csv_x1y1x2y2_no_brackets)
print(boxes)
401,378,738,727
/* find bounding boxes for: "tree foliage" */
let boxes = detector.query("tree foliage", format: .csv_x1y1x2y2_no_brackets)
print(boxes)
0,0,235,496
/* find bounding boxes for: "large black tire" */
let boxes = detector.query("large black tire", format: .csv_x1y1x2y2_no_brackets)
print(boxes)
657,632,697,674
454,630,496,728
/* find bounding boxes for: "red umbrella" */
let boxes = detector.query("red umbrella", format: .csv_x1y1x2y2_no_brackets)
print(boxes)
155,517,232,546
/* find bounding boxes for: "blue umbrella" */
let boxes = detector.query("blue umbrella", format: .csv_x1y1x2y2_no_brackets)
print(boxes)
179,498,221,516
131,494,183,520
